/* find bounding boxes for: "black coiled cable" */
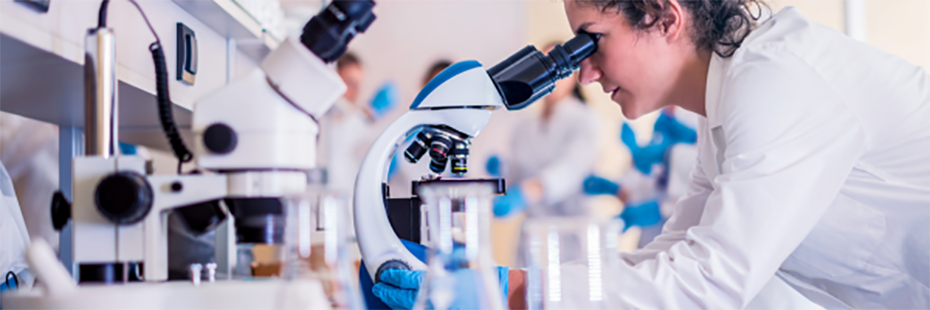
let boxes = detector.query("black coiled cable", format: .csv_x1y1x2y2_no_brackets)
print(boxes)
96,0,192,173
150,42,193,170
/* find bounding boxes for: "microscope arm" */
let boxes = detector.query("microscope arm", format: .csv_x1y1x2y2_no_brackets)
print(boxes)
355,108,493,280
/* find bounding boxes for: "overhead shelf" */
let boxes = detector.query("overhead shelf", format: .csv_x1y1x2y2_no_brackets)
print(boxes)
172,0,281,62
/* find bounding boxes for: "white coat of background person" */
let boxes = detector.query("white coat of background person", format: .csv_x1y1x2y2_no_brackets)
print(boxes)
1,159,35,289
0,112,59,251
318,52,375,198
560,0,929,308
491,43,601,220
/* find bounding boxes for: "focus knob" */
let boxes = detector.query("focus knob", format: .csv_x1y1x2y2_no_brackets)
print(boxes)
203,123,237,154
50,191,71,231
95,171,153,225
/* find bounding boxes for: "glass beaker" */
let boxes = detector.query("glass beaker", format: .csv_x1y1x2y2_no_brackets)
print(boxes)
279,190,364,310
413,183,505,310
523,217,622,310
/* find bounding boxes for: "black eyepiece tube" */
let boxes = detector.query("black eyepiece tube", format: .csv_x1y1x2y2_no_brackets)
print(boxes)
488,31,598,110
300,0,376,63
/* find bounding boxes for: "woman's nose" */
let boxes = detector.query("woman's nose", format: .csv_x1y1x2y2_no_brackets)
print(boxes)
577,58,601,85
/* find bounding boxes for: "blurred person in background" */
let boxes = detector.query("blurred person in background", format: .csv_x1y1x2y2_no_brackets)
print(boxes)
319,52,376,197
583,106,698,247
490,42,600,220
0,112,59,251
489,42,601,266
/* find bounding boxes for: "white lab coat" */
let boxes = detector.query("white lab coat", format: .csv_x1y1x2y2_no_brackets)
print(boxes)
0,112,59,250
318,98,375,197
610,8,929,309
509,96,600,217
0,160,35,287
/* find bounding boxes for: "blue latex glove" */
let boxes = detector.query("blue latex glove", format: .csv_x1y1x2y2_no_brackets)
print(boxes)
372,267,509,310
118,141,138,155
485,155,502,177
654,112,697,145
619,199,662,232
493,186,527,217
370,81,399,119
620,122,638,150
583,175,620,196
622,122,669,175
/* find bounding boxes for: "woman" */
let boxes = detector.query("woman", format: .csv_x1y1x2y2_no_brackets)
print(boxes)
372,1,929,308
564,0,929,308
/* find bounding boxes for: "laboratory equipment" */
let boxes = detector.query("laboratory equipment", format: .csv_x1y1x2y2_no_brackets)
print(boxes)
412,183,505,310
355,31,599,283
4,0,375,308
523,217,621,310
279,190,364,310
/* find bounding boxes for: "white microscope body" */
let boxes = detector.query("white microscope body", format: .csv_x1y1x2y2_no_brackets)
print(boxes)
354,61,505,278
68,37,343,284
354,32,599,282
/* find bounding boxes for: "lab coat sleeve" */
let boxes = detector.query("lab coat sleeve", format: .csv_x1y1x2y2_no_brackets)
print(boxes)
605,49,867,309
619,124,713,265
537,112,600,206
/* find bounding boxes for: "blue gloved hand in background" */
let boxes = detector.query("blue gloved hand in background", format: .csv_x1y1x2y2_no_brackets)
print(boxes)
493,186,527,217
621,122,670,175
370,81,399,119
583,175,620,196
485,155,502,178
619,199,662,232
372,267,510,310
654,112,697,145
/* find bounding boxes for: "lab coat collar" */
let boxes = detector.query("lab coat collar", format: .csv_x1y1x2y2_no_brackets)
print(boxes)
704,53,729,128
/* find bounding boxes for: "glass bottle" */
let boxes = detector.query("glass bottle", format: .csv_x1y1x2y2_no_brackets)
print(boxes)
413,183,505,310
523,217,622,310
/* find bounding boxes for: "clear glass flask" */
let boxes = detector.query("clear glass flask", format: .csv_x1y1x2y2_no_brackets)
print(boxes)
413,183,505,310
279,189,364,310
523,217,622,310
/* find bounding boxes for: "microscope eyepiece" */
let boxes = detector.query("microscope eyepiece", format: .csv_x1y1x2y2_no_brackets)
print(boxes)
300,0,376,63
488,31,598,110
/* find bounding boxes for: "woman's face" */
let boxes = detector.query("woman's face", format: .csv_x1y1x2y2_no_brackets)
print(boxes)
564,1,687,119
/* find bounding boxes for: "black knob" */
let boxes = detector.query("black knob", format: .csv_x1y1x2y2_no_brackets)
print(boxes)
95,172,153,225
51,191,71,231
203,123,237,154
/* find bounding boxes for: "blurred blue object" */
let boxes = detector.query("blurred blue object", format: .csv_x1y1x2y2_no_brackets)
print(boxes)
485,155,502,177
118,141,138,155
372,266,509,310
387,153,400,181
493,186,526,217
619,199,662,231
2,271,19,310
370,81,399,119
654,112,697,145
360,239,427,309
583,175,620,196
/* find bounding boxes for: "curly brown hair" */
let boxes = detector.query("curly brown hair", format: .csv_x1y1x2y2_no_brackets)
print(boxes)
577,0,767,57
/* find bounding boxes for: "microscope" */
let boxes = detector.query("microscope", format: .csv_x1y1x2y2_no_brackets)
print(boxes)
4,0,375,309
354,32,599,282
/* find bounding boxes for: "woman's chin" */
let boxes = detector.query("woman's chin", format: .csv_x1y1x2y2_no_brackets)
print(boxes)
619,104,643,120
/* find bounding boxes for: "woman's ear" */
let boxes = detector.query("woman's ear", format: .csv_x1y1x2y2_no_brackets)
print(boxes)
660,0,686,41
